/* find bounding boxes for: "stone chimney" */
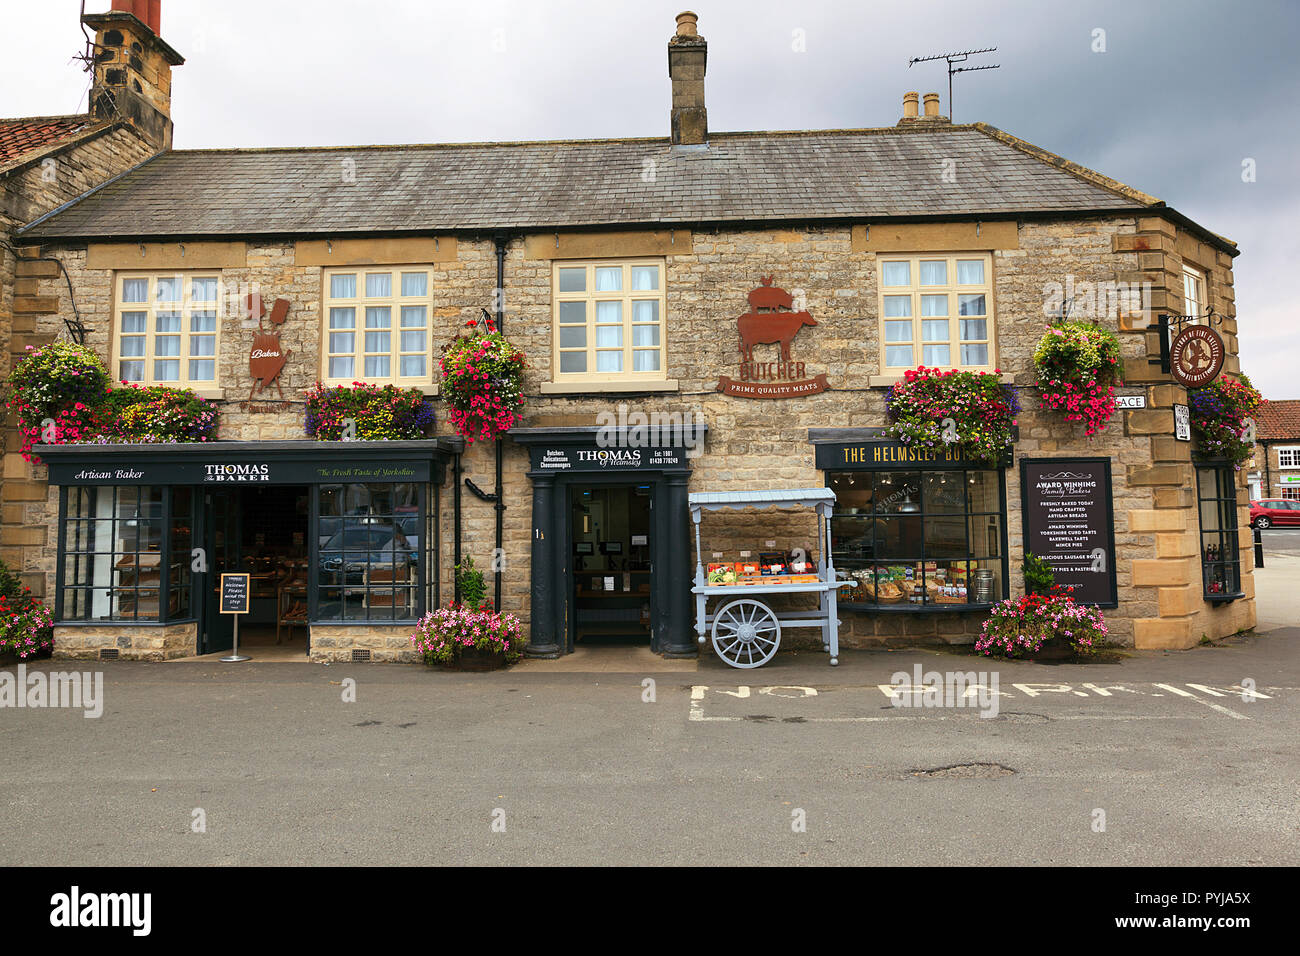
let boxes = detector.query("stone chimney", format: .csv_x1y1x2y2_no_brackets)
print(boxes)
897,91,949,126
82,0,184,149
668,11,707,146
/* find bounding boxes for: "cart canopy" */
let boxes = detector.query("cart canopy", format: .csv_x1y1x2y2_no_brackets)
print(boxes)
688,488,836,514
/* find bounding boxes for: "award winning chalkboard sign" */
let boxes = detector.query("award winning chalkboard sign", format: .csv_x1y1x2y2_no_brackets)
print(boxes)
1019,458,1118,607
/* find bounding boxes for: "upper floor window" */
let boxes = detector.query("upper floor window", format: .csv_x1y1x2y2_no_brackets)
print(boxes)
552,260,666,381
1183,264,1206,318
877,254,995,372
1278,447,1300,469
323,268,435,384
115,272,220,386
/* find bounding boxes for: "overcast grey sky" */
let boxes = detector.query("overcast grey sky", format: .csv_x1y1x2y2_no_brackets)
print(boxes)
5,0,1298,396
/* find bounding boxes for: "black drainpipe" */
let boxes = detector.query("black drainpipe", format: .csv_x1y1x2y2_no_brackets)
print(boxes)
493,235,508,612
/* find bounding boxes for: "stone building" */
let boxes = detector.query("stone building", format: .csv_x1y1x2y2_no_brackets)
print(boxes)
1251,400,1300,504
4,9,1256,663
1,0,181,599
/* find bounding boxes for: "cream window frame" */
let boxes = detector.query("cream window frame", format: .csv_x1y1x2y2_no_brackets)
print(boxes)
552,259,667,384
1183,264,1206,319
321,267,437,386
113,272,222,387
1277,446,1300,469
877,253,996,373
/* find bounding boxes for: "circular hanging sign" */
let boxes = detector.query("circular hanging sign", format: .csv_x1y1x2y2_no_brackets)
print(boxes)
1169,325,1225,388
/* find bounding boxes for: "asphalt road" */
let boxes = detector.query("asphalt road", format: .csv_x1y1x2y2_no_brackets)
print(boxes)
2,632,1298,866
1259,527,1300,554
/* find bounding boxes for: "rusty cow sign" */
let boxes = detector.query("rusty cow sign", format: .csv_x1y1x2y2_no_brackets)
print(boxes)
717,277,829,398
248,297,292,400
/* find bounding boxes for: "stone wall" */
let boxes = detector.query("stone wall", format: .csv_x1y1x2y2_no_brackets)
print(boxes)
52,621,196,661
13,212,1253,654
309,625,420,663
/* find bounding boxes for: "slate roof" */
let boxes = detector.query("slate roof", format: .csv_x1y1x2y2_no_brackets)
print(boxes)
0,114,94,167
1258,400,1300,442
20,124,1152,240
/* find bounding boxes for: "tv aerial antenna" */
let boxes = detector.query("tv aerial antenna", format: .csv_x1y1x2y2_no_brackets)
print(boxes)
907,47,1000,121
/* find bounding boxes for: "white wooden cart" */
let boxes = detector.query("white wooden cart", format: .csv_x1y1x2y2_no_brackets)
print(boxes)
690,488,852,668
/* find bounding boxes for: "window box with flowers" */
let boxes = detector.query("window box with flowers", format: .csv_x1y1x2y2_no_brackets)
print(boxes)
440,315,526,443
303,382,435,441
1032,321,1124,437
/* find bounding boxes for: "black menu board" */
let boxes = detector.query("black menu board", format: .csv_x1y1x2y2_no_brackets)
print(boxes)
219,573,251,614
1019,458,1118,606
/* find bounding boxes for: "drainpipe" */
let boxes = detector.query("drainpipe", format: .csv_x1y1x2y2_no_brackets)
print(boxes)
493,234,508,612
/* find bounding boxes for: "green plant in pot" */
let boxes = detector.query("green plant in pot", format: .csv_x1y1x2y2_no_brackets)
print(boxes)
1023,551,1056,596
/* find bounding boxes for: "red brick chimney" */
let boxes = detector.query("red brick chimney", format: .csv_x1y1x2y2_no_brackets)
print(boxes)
83,1,183,148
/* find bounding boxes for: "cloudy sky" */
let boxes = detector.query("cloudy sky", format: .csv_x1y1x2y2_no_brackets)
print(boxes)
6,0,1298,396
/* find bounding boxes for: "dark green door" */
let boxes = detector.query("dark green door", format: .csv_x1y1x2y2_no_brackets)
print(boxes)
201,489,242,654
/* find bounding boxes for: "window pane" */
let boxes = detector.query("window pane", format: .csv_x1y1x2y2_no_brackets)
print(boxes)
364,355,391,377
970,515,1002,557
558,268,586,292
882,262,910,287
191,277,218,301
924,473,966,513
596,325,623,348
190,335,215,357
400,272,428,297
120,336,145,357
631,266,659,290
122,278,148,303
121,311,146,333
156,312,181,333
559,326,586,348
191,310,217,332
154,359,180,380
329,332,354,354
559,301,585,324
188,359,215,381
959,318,987,341
399,330,425,353
883,295,912,318
921,295,948,317
330,307,355,329
960,344,989,366
365,307,391,328
884,321,912,343
875,517,923,558
956,260,985,285
596,301,621,324
886,345,914,367
632,300,659,323
400,355,426,377
560,352,587,373
922,319,949,341
400,306,426,327
958,294,986,316
119,360,144,382
633,350,660,371
919,261,947,285
595,267,623,291
596,352,624,372
923,344,951,366
365,331,390,353
632,324,659,347
155,336,180,356
330,274,357,298
329,356,354,378
156,277,181,301
365,273,392,297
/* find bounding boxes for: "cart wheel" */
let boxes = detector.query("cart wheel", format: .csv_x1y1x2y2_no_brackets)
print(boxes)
711,599,781,668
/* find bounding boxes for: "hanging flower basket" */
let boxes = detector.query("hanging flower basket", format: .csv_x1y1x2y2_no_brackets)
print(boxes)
885,366,1019,468
1032,322,1125,437
439,317,526,443
1188,375,1264,469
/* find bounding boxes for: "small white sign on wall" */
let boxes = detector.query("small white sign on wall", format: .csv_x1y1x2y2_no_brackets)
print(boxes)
1174,403,1192,441
1115,395,1146,409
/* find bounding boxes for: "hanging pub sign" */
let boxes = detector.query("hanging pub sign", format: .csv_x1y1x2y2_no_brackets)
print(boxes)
1169,324,1225,388
1019,457,1118,606
716,277,829,398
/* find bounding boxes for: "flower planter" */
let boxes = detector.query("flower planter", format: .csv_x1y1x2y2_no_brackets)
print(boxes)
449,646,509,672
1026,636,1075,662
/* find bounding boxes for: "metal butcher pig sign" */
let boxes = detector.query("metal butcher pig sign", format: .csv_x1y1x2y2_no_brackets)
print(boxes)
717,276,829,398
246,293,292,400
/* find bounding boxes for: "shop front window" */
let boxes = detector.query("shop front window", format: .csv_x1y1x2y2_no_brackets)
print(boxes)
1196,464,1243,600
829,468,1006,608
59,485,189,622
316,482,422,621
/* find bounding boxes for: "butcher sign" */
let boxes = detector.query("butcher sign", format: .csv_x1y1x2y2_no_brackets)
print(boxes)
1169,324,1225,388
716,277,829,398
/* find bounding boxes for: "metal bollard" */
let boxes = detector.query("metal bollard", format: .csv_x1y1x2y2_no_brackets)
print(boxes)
1254,525,1264,569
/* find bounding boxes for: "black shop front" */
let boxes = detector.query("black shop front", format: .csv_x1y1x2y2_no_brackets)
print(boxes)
40,440,453,656
512,426,702,658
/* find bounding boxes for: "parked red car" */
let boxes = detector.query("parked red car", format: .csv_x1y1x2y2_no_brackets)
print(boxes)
1249,499,1300,528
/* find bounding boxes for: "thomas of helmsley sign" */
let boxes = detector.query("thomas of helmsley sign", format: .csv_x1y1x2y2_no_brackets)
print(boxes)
716,277,829,398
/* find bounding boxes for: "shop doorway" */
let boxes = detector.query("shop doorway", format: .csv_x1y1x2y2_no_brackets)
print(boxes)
568,483,654,648
199,486,310,656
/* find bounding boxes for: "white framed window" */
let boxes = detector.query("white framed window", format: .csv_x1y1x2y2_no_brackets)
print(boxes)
878,254,995,372
1282,488,1300,501
1183,264,1206,319
1278,447,1300,469
552,259,666,382
322,268,435,384
114,273,221,386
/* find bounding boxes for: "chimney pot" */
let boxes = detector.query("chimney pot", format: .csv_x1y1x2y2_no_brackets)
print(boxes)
923,92,941,118
668,12,707,145
675,11,699,38
902,91,919,119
